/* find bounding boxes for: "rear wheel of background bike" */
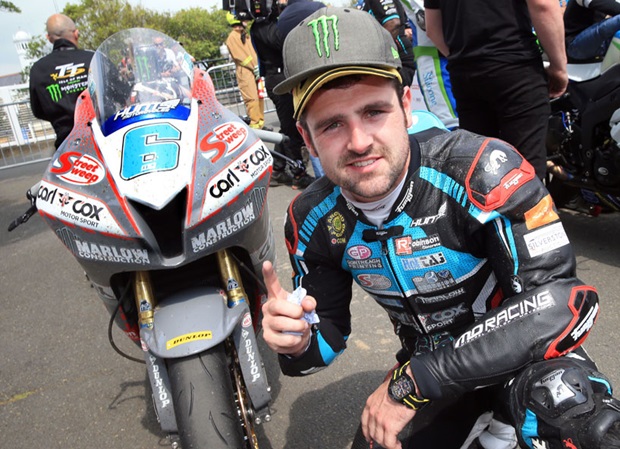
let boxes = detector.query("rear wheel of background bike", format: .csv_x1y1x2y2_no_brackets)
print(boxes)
168,344,246,448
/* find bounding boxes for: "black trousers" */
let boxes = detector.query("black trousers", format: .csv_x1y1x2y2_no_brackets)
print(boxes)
448,60,550,180
265,72,306,172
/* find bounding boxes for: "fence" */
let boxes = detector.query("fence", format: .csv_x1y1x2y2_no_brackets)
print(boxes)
0,98,56,169
205,61,275,121
0,62,275,170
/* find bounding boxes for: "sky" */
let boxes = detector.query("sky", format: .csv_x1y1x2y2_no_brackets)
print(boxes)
0,0,221,76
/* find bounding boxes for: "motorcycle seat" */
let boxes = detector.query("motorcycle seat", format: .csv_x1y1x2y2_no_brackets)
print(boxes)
566,62,601,82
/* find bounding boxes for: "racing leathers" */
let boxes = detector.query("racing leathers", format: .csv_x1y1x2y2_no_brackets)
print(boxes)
401,0,459,129
358,0,416,87
280,129,600,406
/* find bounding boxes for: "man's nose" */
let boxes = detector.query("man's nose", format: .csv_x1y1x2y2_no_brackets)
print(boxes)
347,123,373,153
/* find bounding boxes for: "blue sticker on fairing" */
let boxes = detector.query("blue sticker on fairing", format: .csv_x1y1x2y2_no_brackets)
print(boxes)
120,122,181,180
102,105,190,136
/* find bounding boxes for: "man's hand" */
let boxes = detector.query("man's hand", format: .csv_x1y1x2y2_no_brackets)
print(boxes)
261,261,317,357
546,64,568,98
361,377,416,449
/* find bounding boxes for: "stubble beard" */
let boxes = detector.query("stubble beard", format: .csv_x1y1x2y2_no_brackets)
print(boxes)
336,135,410,202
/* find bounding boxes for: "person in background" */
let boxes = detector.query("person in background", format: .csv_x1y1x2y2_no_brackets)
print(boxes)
250,0,318,189
260,6,620,449
29,13,93,150
276,0,327,179
356,0,417,88
564,0,620,61
424,0,568,180
153,36,182,79
402,0,458,130
225,11,266,129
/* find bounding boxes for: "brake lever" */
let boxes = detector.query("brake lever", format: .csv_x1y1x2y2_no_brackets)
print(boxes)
7,186,39,232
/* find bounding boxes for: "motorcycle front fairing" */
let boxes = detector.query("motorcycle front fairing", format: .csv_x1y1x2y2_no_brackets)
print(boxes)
36,28,276,354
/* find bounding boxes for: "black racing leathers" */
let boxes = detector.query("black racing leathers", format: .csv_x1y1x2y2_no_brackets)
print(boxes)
29,39,93,149
280,129,599,402
359,0,416,87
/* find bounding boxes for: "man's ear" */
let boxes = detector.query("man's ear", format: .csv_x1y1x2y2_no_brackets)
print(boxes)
296,122,318,157
46,33,53,44
402,86,413,129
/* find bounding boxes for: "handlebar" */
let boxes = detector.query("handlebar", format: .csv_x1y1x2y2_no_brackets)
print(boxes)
254,128,305,176
253,128,290,145
7,183,39,232
8,205,38,232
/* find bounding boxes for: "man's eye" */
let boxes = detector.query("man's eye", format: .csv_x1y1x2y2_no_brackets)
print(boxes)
368,110,385,117
324,122,341,132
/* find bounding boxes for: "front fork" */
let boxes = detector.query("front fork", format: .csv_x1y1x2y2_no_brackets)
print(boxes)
133,249,271,443
133,249,248,329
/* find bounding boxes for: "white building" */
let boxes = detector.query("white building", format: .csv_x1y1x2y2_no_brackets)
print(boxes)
14,29,36,72
0,29,54,154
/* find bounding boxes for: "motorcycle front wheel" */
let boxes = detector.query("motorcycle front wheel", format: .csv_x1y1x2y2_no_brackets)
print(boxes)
168,343,246,448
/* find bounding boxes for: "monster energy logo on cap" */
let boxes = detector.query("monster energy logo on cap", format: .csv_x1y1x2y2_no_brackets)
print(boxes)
307,15,339,58
47,84,62,102
273,6,403,98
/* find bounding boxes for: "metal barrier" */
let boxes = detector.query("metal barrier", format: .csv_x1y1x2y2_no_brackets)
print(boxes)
206,61,275,119
0,99,56,170
0,62,275,170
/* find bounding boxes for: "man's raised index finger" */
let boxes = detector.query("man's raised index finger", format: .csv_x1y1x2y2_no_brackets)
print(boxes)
262,261,285,299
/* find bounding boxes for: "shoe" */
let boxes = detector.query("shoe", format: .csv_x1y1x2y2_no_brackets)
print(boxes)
559,194,603,216
270,170,293,187
292,173,315,190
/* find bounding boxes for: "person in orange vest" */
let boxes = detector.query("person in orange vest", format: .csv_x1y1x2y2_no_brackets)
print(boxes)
225,11,266,129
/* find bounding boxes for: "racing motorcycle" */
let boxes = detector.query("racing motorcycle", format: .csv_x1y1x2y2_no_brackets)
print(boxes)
546,31,620,214
9,28,278,448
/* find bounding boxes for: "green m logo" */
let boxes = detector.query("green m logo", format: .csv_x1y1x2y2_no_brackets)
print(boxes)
46,84,62,102
307,15,339,58
135,55,153,82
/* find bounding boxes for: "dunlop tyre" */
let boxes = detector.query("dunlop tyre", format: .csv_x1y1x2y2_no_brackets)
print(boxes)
168,345,245,448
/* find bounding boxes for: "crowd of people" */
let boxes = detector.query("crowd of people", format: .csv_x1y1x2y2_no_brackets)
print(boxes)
28,3,620,449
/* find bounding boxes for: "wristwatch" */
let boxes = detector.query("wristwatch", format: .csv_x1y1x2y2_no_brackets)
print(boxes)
387,361,430,411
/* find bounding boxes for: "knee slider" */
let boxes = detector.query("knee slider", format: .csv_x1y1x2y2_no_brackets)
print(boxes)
524,360,595,424
509,358,618,448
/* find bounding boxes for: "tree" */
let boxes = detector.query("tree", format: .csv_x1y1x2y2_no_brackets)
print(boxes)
63,0,167,51
0,1,20,13
162,8,229,61
62,0,229,60
25,0,230,65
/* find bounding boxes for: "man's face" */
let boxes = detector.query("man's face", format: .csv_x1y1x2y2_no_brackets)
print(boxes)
154,38,165,54
298,76,413,203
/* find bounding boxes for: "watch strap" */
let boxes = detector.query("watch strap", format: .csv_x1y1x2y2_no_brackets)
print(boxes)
391,361,430,411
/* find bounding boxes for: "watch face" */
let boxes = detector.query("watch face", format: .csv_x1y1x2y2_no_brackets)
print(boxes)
390,374,414,401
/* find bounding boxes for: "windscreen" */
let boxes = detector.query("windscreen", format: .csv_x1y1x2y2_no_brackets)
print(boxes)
88,28,194,136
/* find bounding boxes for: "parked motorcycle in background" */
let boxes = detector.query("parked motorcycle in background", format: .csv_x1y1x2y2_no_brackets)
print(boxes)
546,30,620,214
10,28,277,448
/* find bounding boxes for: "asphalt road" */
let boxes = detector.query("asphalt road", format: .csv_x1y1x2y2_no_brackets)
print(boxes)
1,157,619,449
